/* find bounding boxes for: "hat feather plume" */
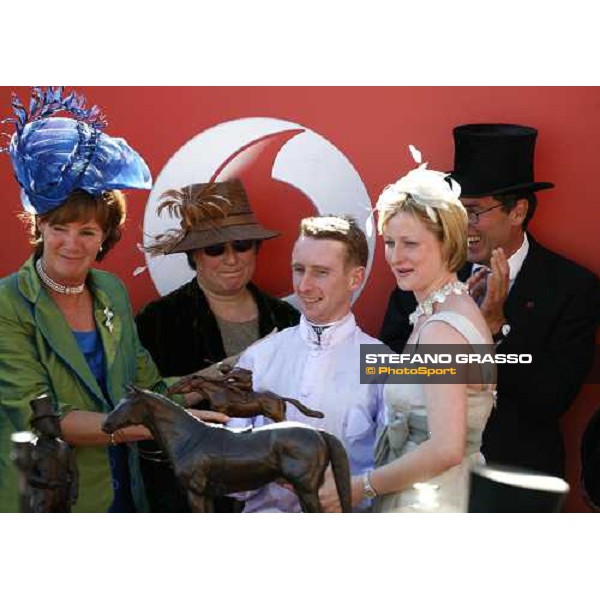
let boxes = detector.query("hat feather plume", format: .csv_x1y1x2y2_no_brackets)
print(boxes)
144,186,233,256
1,86,107,152
157,187,232,229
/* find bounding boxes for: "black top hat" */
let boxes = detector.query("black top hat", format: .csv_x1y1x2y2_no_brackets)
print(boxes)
468,463,569,512
451,124,554,198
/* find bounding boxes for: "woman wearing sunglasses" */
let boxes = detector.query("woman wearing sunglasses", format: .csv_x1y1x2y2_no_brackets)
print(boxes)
136,179,300,511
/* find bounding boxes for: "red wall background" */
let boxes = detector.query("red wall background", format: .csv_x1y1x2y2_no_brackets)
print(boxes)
1,86,598,511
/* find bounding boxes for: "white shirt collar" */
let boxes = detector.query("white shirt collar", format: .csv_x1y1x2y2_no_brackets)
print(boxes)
299,312,356,348
506,232,529,283
472,232,529,286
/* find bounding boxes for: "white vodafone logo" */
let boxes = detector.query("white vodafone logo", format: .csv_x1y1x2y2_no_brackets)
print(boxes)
143,117,375,305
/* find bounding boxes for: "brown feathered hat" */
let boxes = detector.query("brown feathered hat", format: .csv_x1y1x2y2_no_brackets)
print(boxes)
146,179,279,255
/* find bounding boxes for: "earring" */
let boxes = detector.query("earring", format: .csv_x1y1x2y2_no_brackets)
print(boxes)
99,245,104,252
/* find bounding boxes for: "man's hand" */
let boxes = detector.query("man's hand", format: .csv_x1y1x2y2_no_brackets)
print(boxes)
467,266,489,306
467,247,510,334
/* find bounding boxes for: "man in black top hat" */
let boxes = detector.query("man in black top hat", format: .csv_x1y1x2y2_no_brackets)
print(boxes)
380,124,600,478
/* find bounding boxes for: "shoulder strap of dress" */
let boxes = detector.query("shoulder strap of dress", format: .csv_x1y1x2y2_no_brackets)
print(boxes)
415,311,488,347
415,312,495,388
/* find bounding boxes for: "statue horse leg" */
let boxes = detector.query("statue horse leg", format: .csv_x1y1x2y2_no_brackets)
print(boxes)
188,491,213,512
182,465,214,512
283,449,329,513
260,393,285,422
294,488,323,513
188,492,214,513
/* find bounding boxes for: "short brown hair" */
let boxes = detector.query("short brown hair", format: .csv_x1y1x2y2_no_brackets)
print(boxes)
378,195,467,273
299,215,369,268
495,192,537,230
23,189,127,261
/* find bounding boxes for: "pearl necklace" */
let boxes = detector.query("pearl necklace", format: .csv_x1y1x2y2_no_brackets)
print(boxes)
409,280,468,325
35,259,85,295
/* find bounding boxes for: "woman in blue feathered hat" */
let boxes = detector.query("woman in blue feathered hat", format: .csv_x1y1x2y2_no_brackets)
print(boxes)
0,87,225,512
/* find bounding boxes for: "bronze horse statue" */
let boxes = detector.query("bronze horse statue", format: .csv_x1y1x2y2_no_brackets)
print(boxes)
28,394,78,512
168,366,325,423
102,385,351,512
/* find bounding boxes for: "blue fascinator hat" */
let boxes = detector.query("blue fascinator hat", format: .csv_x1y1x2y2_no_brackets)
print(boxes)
1,87,152,215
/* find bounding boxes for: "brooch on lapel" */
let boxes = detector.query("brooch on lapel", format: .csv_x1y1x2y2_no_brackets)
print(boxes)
103,307,114,333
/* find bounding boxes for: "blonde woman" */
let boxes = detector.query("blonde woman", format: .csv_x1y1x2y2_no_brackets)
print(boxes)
355,148,496,512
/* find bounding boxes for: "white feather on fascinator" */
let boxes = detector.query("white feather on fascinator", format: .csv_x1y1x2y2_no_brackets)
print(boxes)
376,145,462,226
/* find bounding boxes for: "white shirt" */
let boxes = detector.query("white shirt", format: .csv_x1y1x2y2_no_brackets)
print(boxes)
232,312,385,512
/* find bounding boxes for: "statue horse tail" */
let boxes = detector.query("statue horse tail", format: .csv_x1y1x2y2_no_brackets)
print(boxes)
320,431,352,513
283,397,325,419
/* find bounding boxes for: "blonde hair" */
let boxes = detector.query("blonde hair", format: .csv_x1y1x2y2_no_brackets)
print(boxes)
299,214,368,268
378,192,468,273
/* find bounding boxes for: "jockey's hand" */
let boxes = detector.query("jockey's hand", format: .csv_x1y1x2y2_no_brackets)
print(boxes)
187,408,230,424
319,466,342,513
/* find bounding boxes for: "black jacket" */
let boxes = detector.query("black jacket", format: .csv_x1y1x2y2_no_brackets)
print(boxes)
136,278,300,377
582,406,600,510
380,237,600,477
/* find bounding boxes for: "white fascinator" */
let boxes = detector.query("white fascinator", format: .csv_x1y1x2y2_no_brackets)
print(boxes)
376,145,462,228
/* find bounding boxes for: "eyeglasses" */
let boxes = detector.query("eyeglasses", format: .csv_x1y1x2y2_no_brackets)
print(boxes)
466,203,504,225
202,239,256,257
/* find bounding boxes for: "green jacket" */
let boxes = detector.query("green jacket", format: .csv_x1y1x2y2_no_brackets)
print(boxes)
0,256,165,512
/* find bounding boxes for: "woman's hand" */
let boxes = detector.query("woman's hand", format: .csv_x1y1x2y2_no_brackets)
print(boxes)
187,408,230,424
60,410,152,446
112,424,153,443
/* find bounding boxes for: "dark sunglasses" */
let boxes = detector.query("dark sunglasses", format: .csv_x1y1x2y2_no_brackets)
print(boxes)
203,239,256,257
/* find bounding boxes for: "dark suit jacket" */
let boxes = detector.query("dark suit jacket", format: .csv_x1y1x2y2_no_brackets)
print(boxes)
581,406,600,509
380,237,600,477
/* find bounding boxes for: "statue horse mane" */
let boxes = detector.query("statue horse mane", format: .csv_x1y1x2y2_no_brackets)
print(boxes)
102,385,351,512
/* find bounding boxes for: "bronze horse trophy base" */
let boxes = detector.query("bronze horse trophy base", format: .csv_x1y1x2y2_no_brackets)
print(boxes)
102,385,351,512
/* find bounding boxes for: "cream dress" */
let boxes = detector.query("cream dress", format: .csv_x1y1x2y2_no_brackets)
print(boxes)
374,311,496,513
